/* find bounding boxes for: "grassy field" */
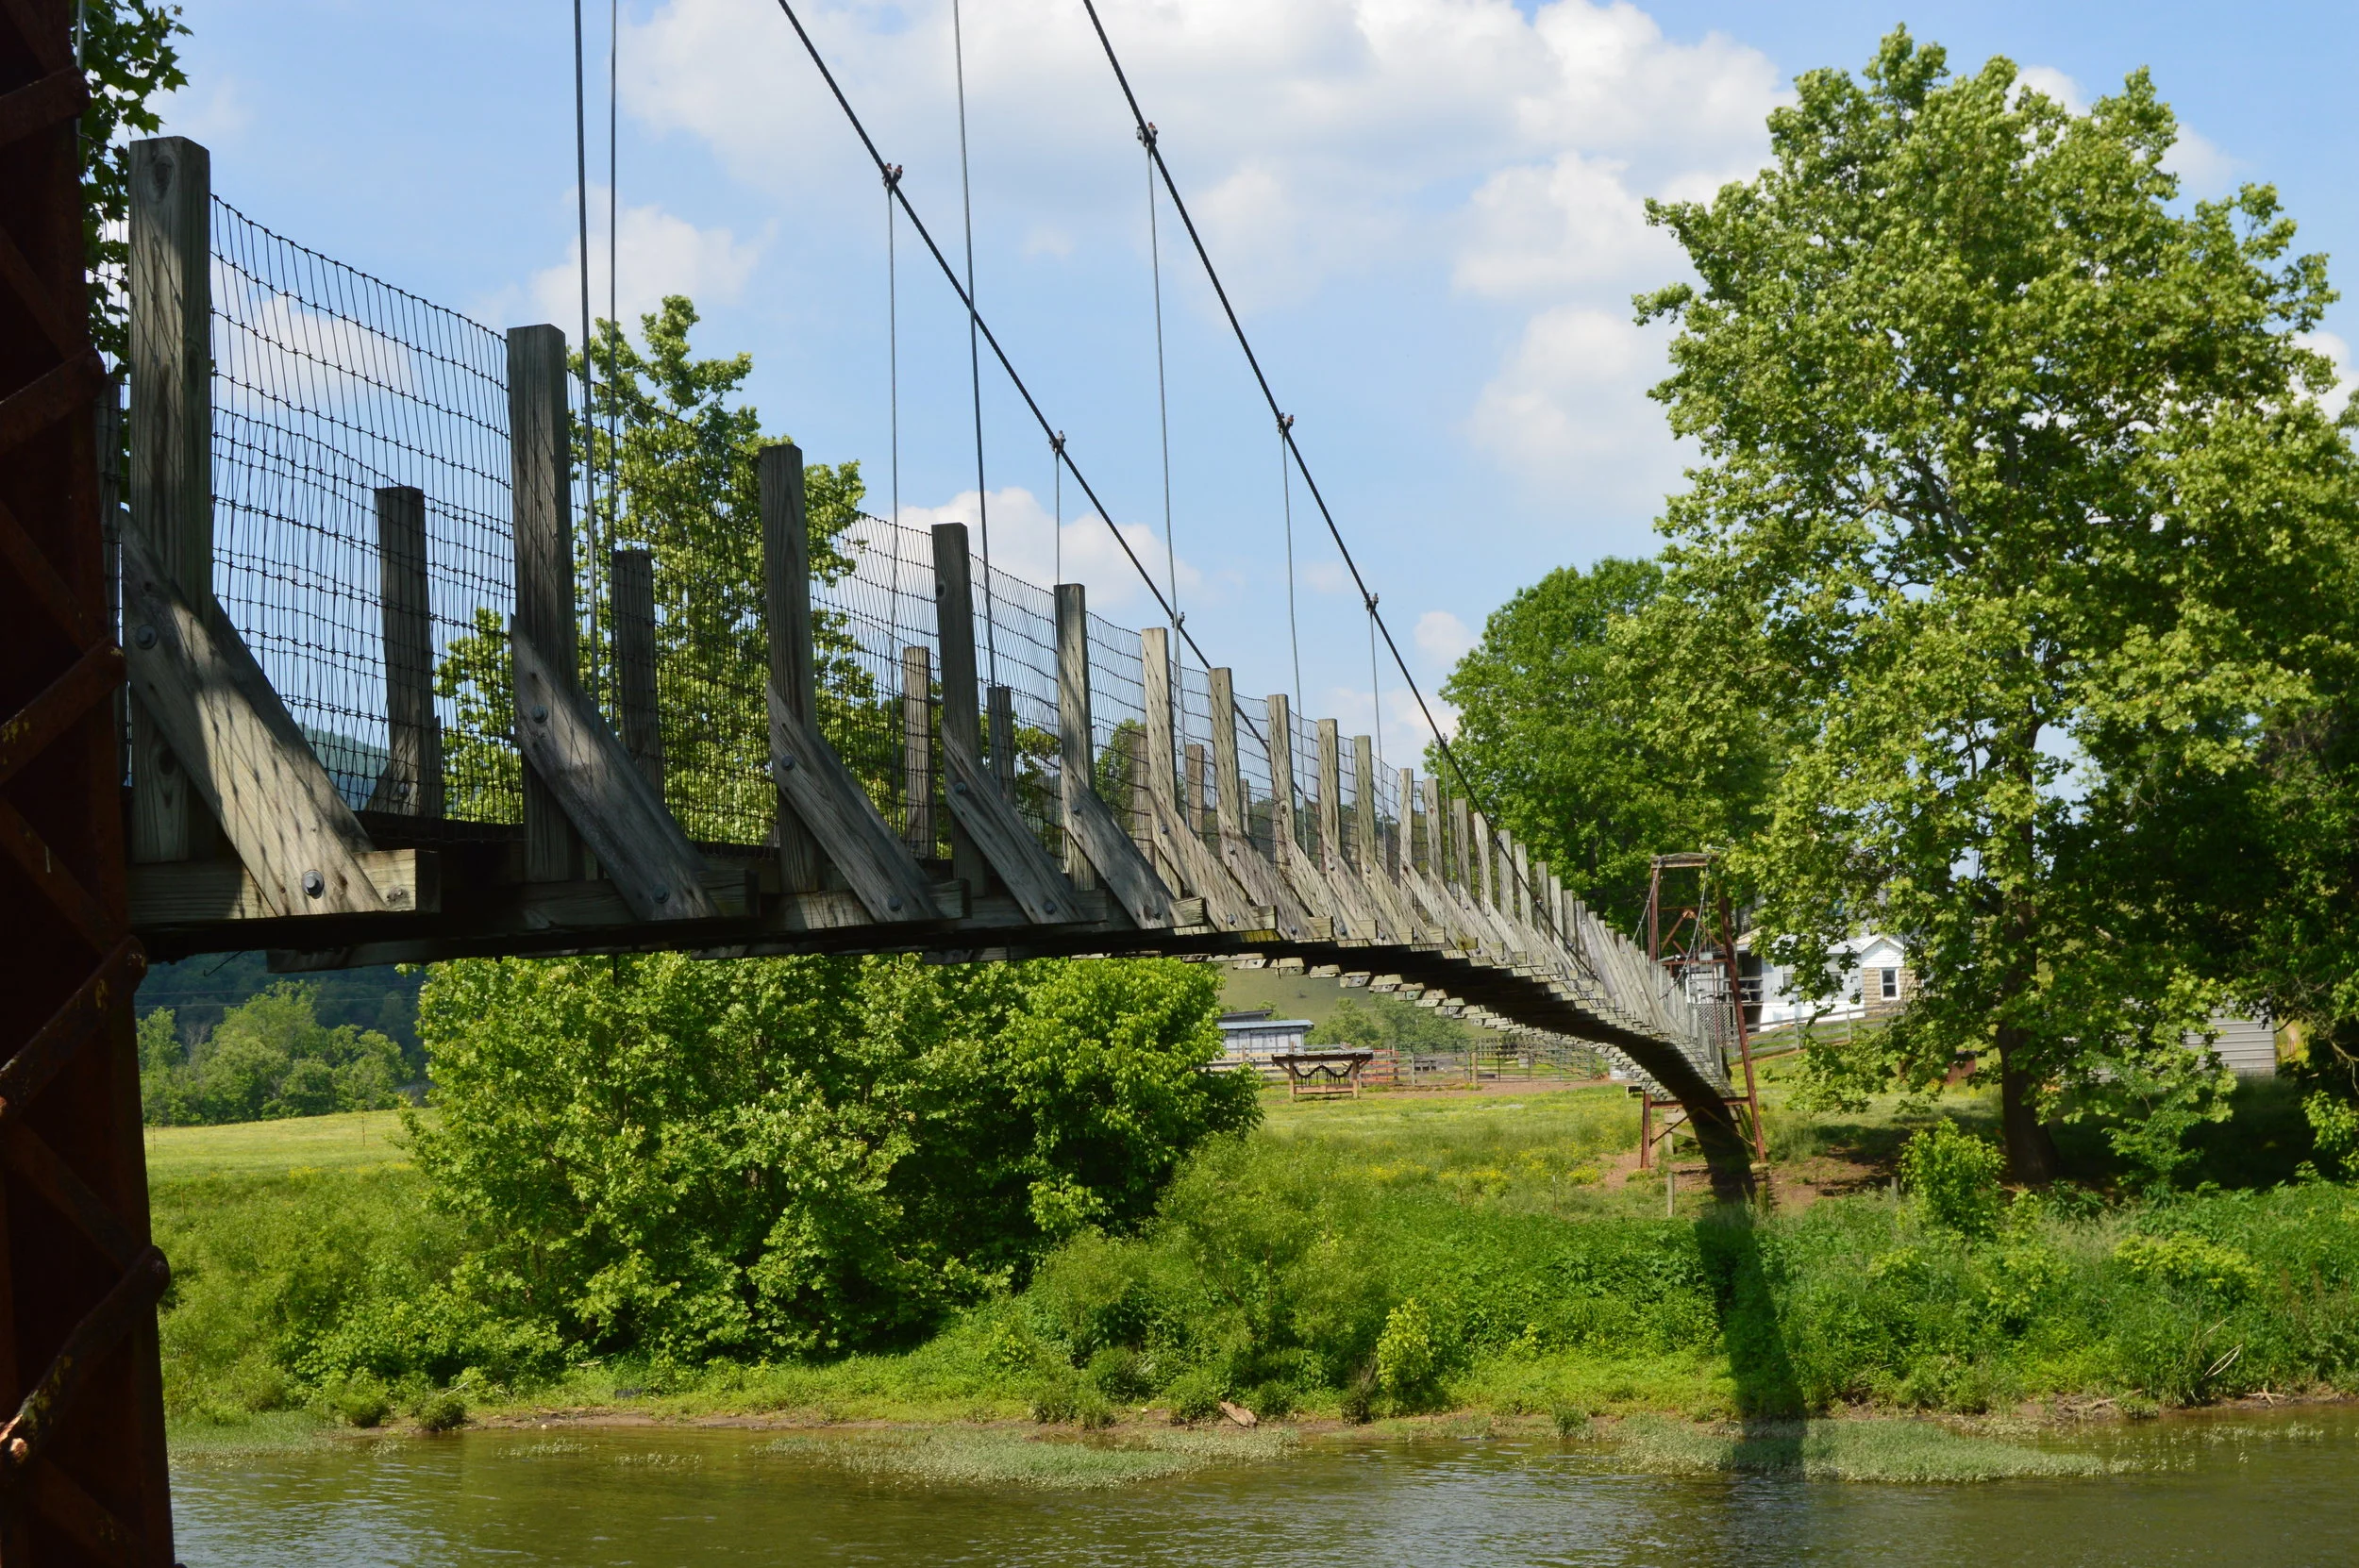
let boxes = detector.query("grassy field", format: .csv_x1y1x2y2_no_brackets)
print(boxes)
144,1109,415,1178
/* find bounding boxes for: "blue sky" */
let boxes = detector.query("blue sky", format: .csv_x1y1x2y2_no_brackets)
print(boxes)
156,0,2359,756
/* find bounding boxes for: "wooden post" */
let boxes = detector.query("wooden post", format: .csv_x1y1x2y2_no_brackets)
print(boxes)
128,136,214,862
371,486,443,815
1124,722,1149,850
1351,735,1377,876
1317,718,1343,870
1209,668,1246,843
931,523,988,888
761,442,824,892
1450,794,1472,893
1421,775,1441,878
1266,693,1297,856
1142,627,1181,885
611,546,661,795
901,642,934,857
509,324,584,882
1054,582,1096,889
1185,743,1209,844
1472,810,1494,909
987,685,1016,793
1514,841,1535,930
1395,767,1414,880
1497,827,1520,925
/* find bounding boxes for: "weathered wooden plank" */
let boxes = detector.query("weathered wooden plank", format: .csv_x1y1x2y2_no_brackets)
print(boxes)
767,682,940,923
128,136,214,863
120,529,391,918
611,545,662,794
508,323,584,882
761,442,826,893
987,684,1016,793
1147,793,1258,933
512,627,718,921
942,736,1079,925
933,524,989,888
1265,692,1297,854
1316,719,1343,870
369,486,443,816
1351,735,1378,874
1141,627,1184,889
1063,775,1174,928
1185,742,1209,845
130,849,436,927
901,642,936,856
1450,794,1471,892
1209,668,1246,842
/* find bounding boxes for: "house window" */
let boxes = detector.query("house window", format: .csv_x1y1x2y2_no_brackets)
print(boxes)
1878,968,1899,1000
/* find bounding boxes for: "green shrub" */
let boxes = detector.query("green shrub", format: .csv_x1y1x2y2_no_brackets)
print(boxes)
411,1390,467,1432
2114,1232,2263,1303
1376,1299,1440,1410
1163,1367,1226,1423
2305,1093,2359,1180
1898,1122,2003,1239
326,1375,392,1428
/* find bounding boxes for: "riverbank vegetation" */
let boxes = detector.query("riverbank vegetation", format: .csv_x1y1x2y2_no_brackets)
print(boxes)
154,1066,2359,1441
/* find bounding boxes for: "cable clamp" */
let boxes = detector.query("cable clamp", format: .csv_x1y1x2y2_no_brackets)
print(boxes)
1051,430,1066,455
1137,122,1158,148
1279,412,1295,432
883,163,904,189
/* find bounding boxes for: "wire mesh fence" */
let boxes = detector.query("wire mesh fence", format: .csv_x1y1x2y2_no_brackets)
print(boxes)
207,197,522,826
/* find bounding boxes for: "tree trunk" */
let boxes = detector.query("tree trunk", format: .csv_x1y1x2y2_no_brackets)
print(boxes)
1995,1024,2060,1184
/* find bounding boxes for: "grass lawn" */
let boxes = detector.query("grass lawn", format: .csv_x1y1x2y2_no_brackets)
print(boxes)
144,1109,416,1178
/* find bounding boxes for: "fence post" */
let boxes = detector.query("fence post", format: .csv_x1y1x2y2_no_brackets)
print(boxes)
901,642,935,857
1420,775,1440,878
1351,735,1377,876
1141,627,1182,885
1266,693,1296,856
1395,767,1414,880
1316,719,1343,871
931,523,989,888
371,486,443,815
760,442,825,892
1054,583,1096,889
1472,810,1494,909
508,324,584,881
1497,827,1519,925
1514,840,1534,930
987,685,1016,793
1185,742,1209,844
127,136,214,863
1208,667,1246,847
611,546,661,795
1450,794,1471,894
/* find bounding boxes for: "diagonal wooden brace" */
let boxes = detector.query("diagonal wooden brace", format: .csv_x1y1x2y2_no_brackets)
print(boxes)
767,681,938,924
942,739,1079,925
1062,771,1173,929
510,627,717,922
120,529,392,918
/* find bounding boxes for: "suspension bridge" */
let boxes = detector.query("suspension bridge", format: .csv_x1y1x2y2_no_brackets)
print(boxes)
0,2,1762,1560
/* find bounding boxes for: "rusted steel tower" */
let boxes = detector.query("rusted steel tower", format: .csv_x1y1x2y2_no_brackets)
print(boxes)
1636,852,1768,1177
0,2,177,1561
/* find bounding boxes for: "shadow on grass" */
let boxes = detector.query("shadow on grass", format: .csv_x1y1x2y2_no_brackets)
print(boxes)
1697,1205,1803,1441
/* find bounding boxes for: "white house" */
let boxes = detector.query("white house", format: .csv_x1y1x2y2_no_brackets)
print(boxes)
1740,930,2281,1077
1217,1009,1313,1077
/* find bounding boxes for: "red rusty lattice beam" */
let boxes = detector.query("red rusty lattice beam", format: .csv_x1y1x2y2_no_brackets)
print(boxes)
0,2,177,1561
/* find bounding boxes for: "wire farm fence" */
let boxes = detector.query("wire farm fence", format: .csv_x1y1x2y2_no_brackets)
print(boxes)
208,198,522,826
180,196,1447,896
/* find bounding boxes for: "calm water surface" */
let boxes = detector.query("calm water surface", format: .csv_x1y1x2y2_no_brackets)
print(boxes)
173,1409,2359,1566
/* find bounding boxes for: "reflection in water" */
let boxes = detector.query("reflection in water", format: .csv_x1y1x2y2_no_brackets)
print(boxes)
174,1410,2359,1568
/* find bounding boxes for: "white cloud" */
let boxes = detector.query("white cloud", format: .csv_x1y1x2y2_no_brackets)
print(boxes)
2016,65,2086,114
528,196,761,331
879,485,1202,617
2164,125,2240,198
1414,609,1476,667
1465,305,1685,506
2300,331,2357,420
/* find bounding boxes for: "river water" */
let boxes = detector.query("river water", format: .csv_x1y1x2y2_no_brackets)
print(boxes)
172,1409,2358,1567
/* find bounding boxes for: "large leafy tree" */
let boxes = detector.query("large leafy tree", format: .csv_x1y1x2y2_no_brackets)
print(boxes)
1638,30,2356,1178
1437,557,1778,932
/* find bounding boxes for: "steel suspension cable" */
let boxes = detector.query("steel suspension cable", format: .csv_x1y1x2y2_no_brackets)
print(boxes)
608,0,619,554
1077,0,1530,896
1143,125,1179,630
758,0,1253,720
949,0,996,686
572,0,601,700
1280,412,1300,720
884,166,904,660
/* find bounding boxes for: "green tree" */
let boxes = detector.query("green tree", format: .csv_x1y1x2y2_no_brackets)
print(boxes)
434,296,875,838
1437,557,1778,932
1636,30,2354,1178
81,1,189,365
407,953,1254,1361
139,983,406,1126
